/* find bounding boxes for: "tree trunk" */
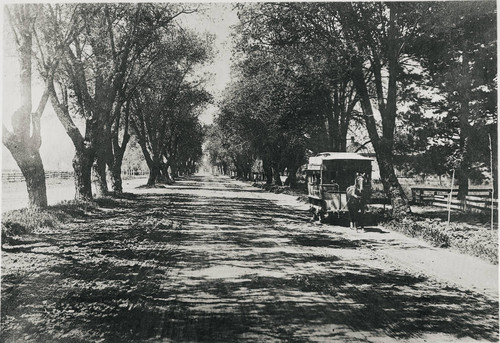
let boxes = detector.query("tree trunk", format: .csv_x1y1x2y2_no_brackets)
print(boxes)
263,159,273,184
351,59,411,218
147,163,161,186
2,6,51,209
109,142,127,193
161,163,174,184
171,165,179,179
110,163,123,193
93,156,108,197
490,127,498,197
73,150,93,200
339,109,350,152
109,103,131,194
456,167,469,200
284,166,298,188
377,147,410,218
325,92,337,151
456,53,472,200
24,155,47,208
272,164,282,186
6,142,48,208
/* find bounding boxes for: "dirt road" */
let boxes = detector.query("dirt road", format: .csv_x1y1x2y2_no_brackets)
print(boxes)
1,175,498,342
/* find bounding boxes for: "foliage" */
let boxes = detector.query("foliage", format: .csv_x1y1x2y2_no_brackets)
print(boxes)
122,136,149,173
224,2,497,211
33,3,206,196
205,124,232,174
214,36,330,184
169,119,206,176
215,3,422,212
2,209,58,241
401,2,497,191
1,200,97,243
129,30,212,184
384,215,497,264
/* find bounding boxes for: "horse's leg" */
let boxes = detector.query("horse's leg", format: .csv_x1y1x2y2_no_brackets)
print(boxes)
348,209,354,230
358,205,364,231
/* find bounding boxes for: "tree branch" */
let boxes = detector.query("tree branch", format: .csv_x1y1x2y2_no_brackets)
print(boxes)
48,78,85,151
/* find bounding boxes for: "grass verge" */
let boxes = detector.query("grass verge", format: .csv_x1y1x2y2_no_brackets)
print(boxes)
384,215,498,264
1,200,98,244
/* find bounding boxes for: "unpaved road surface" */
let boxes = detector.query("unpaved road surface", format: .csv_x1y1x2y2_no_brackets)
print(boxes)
1,175,498,342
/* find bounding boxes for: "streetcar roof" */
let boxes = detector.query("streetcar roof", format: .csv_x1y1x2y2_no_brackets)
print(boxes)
309,152,373,164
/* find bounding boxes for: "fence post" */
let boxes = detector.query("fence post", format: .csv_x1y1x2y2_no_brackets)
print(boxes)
447,169,455,224
489,134,494,231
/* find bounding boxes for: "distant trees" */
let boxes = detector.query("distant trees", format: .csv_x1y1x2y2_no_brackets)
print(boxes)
205,125,231,175
212,50,326,186
166,113,206,178
130,30,212,186
3,2,496,216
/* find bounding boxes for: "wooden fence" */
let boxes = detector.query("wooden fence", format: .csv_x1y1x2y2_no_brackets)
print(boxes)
2,171,74,182
2,170,148,183
411,187,496,213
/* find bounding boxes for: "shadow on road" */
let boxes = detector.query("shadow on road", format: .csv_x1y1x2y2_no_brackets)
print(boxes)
2,176,498,342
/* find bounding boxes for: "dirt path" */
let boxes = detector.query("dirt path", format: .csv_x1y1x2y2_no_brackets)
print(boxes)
1,175,498,342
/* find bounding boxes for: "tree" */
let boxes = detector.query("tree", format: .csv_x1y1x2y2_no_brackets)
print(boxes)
216,49,327,186
410,2,497,199
167,119,205,176
130,30,212,186
234,3,426,216
97,4,198,194
205,124,232,175
236,3,359,153
333,2,437,217
2,4,74,208
214,105,256,180
44,3,195,199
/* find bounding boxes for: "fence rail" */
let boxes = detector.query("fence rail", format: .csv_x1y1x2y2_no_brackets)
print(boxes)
412,187,497,213
2,170,148,183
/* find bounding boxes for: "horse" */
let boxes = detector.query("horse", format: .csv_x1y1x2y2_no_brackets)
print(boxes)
346,172,370,231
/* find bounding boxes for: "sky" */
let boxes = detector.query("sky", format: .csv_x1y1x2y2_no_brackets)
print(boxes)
1,3,240,171
183,4,240,125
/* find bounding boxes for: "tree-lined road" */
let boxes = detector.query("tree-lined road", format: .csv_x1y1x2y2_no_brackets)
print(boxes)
2,175,497,342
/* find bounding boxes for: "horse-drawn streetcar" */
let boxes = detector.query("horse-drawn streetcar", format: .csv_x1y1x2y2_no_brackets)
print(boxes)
306,152,372,229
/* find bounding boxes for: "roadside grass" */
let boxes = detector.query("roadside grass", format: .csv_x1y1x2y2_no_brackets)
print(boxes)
1,199,100,244
2,208,58,240
1,192,142,244
385,211,498,264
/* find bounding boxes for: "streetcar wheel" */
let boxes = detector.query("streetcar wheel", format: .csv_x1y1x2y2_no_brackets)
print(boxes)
311,209,319,221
